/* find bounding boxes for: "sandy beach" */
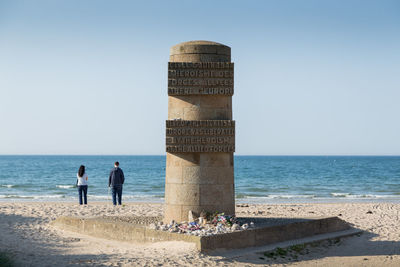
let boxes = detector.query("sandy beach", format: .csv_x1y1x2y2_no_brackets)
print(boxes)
0,201,399,266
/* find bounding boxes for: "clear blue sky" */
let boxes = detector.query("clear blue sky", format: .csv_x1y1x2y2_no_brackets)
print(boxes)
0,0,399,155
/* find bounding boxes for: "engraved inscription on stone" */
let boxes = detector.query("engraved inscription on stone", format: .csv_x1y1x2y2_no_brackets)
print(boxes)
168,62,234,96
166,145,235,153
166,120,235,127
168,62,234,69
166,120,235,153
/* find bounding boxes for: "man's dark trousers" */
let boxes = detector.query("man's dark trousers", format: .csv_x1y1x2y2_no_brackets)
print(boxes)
112,184,123,205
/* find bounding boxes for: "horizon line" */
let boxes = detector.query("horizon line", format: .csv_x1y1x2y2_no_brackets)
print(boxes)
0,154,399,157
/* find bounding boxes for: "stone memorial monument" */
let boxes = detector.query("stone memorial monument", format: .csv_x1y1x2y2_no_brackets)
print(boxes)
54,41,356,252
164,41,235,223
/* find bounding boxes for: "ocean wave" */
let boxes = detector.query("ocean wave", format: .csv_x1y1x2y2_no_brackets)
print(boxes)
331,193,399,199
0,184,35,189
346,194,400,199
86,195,110,200
86,194,164,200
33,195,66,199
268,194,316,199
0,193,164,200
331,192,351,197
0,194,33,199
1,185,15,188
238,193,400,200
1,192,398,202
0,195,31,199
56,185,75,189
0,194,66,199
240,194,316,199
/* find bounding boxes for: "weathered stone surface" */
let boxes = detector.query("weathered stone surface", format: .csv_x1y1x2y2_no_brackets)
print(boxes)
200,184,234,206
166,183,200,205
180,166,234,185
182,166,201,184
200,153,233,167
202,167,234,184
188,210,195,222
164,204,183,222
165,166,183,184
52,216,357,253
170,41,231,56
165,40,235,223
168,96,232,120
200,96,232,108
170,54,231,63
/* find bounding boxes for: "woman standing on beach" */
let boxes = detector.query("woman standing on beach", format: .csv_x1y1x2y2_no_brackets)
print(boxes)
77,165,88,205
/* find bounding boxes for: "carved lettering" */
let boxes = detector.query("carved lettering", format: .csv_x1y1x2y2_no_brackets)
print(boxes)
167,62,234,96
166,137,233,145
168,87,234,96
166,120,235,152
168,62,234,69
166,145,235,153
168,70,234,78
166,127,235,136
166,120,235,128
168,78,233,87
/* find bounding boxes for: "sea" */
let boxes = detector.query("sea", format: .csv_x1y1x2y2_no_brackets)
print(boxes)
0,155,399,203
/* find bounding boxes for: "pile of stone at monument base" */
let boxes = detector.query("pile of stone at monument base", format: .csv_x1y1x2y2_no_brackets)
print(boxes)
148,211,255,237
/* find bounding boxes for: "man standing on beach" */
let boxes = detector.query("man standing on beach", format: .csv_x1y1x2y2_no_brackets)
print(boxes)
109,161,125,205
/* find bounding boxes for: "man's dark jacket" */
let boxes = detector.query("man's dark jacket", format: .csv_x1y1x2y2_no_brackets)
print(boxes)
109,167,125,187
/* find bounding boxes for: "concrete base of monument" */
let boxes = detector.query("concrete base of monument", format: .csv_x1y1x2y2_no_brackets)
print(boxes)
51,216,362,253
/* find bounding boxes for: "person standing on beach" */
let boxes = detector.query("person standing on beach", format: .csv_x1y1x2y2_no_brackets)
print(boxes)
109,161,125,205
76,165,88,205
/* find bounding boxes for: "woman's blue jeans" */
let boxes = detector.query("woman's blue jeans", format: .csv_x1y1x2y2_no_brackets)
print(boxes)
78,185,88,205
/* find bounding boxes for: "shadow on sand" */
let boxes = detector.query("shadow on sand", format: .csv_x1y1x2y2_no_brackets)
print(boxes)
211,224,400,265
0,213,115,267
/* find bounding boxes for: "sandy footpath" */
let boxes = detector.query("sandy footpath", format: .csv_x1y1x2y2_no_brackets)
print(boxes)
0,201,399,266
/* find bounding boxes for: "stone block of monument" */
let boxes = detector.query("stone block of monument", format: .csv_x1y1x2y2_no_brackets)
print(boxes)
164,41,235,223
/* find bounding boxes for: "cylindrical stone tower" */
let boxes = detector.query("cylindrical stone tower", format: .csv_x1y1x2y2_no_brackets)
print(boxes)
164,40,235,223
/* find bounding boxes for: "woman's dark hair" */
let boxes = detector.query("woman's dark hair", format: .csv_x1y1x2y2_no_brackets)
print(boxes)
78,165,85,178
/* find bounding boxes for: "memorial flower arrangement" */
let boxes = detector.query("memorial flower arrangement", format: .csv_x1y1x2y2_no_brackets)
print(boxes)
209,212,236,227
148,211,253,236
